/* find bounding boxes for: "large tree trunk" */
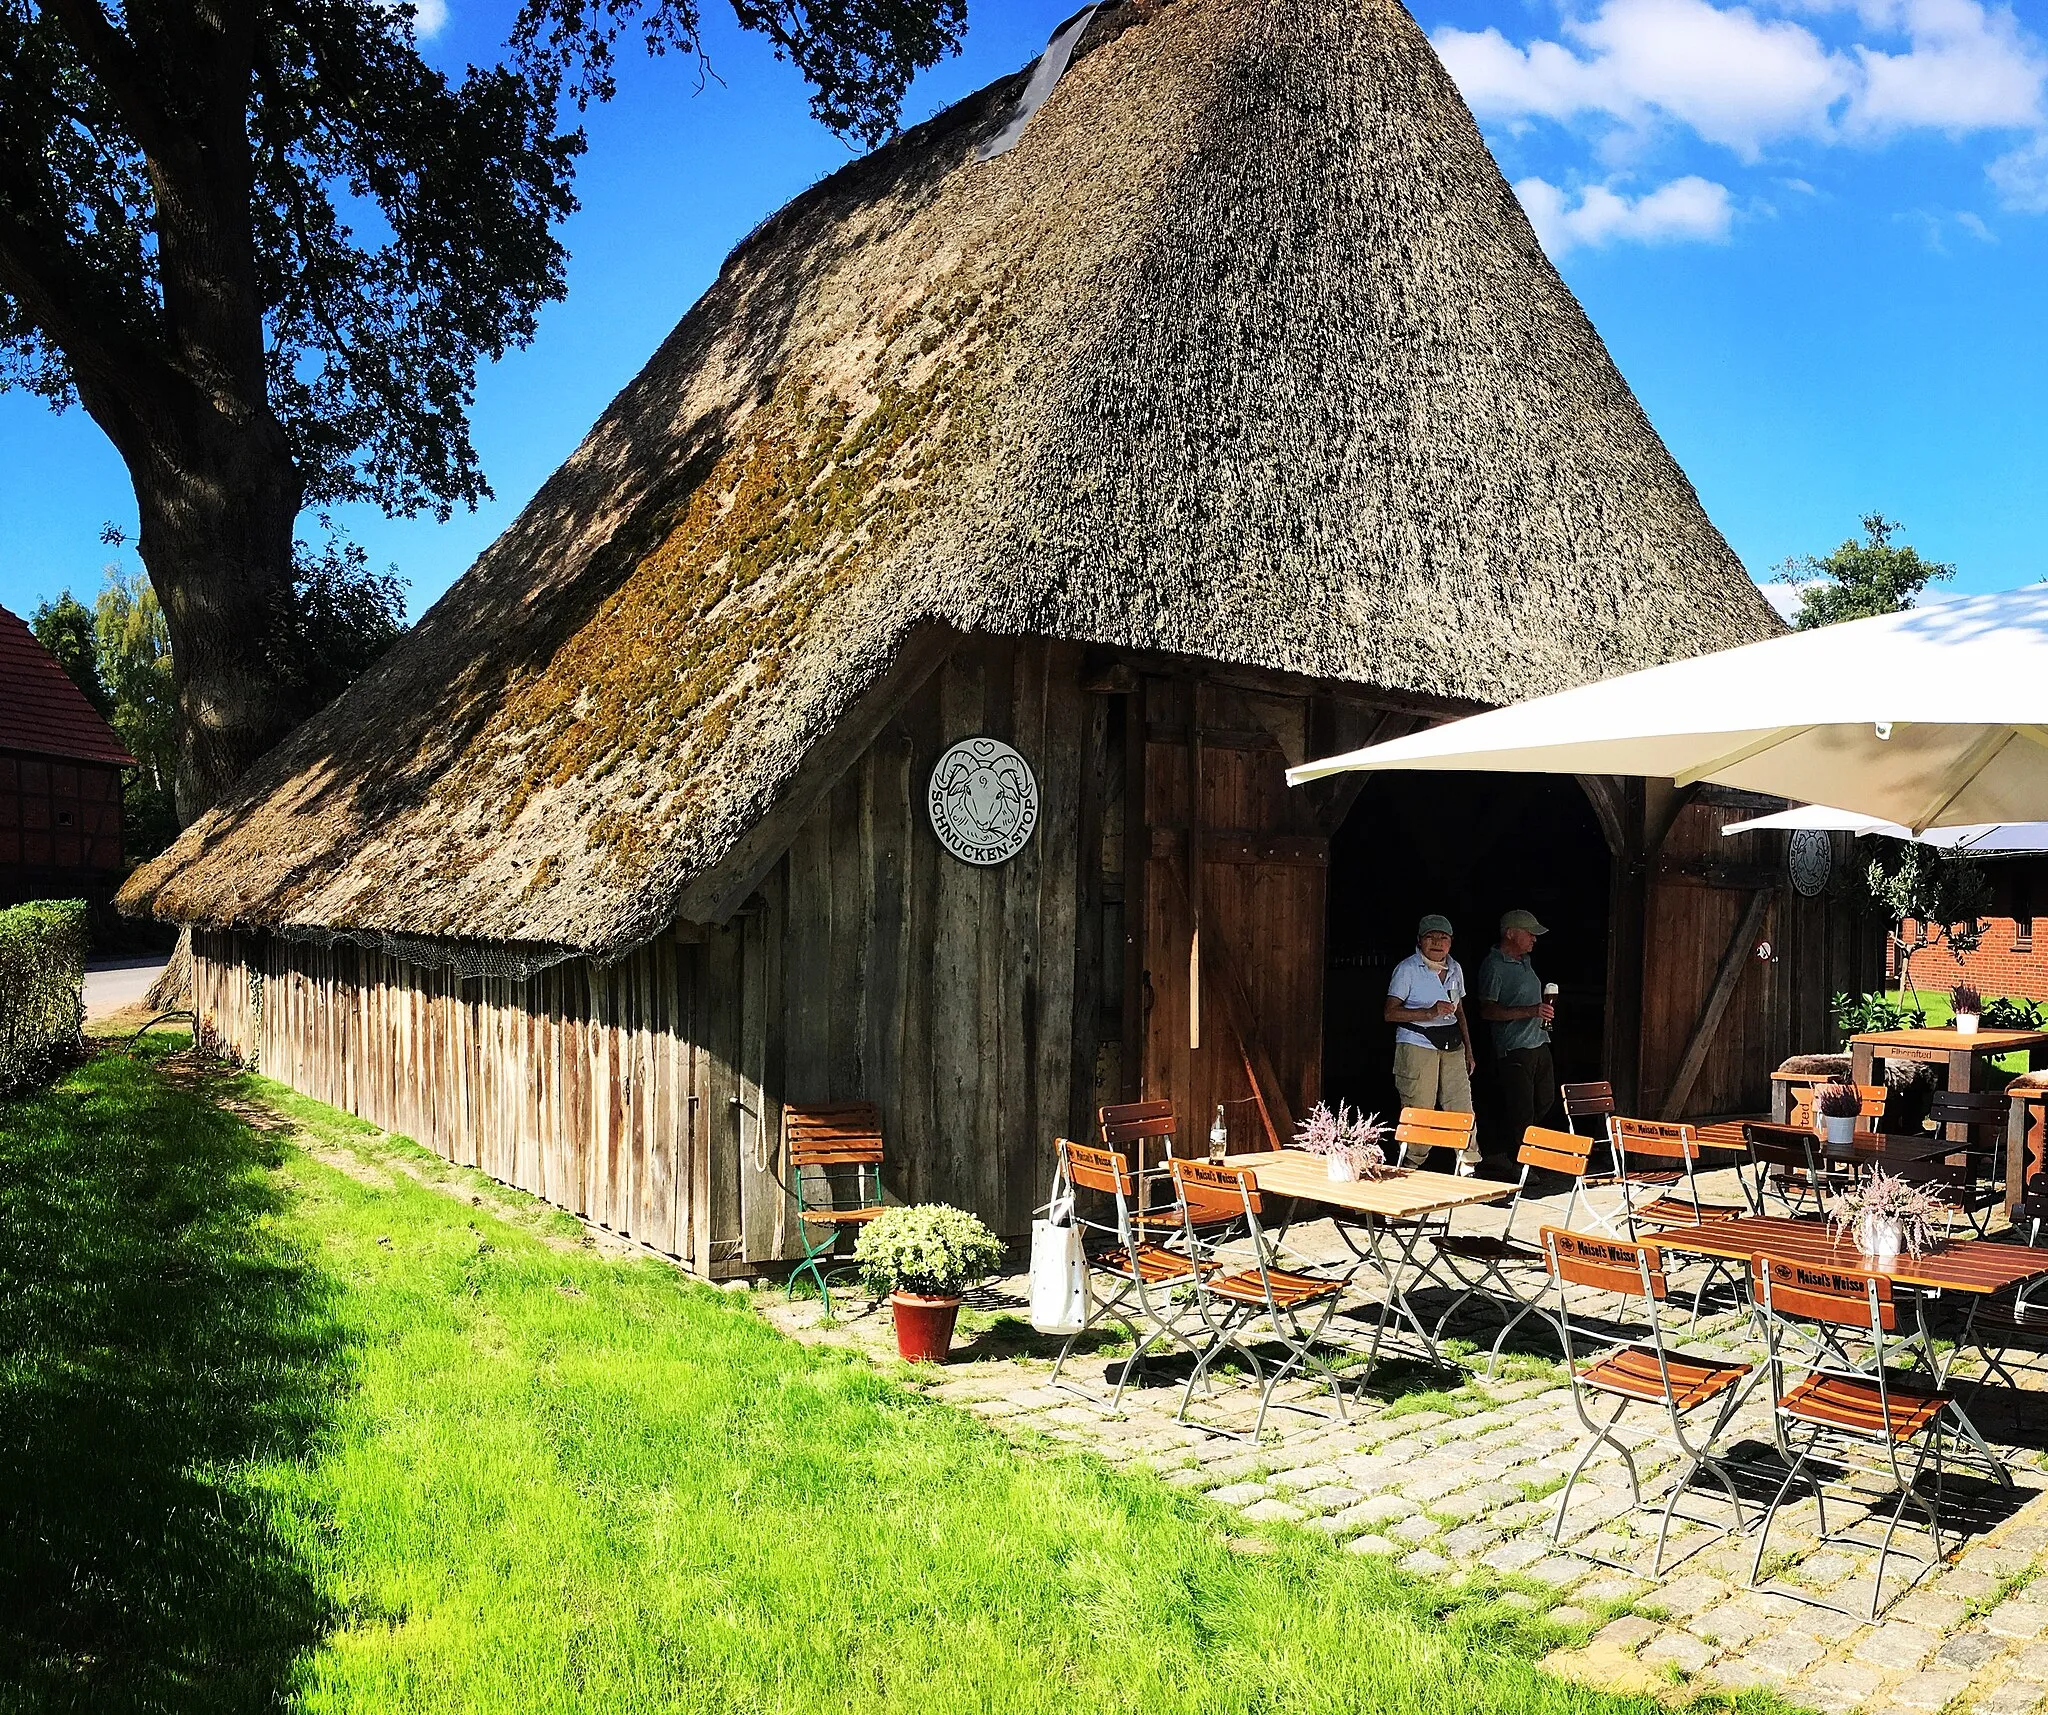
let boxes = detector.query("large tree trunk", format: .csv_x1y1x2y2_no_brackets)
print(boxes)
132,417,305,822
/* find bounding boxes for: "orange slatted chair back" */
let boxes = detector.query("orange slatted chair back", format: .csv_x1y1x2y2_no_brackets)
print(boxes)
1395,1107,1476,1160
1098,1100,1175,1153
1170,1157,1257,1224
1789,1084,1886,1129
1060,1138,1136,1199
1611,1116,1699,1164
1518,1126,1591,1177
784,1102,884,1166
1560,1081,1615,1123
1751,1253,1896,1333
1541,1227,1667,1301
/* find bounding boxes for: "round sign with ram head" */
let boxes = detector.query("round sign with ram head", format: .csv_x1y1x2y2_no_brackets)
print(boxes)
928,738,1039,866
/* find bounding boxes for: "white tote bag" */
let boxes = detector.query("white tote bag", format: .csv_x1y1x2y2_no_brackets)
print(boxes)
1028,1198,1091,1335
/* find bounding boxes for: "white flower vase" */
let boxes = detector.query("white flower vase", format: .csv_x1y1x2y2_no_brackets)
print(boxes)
1857,1215,1902,1267
1326,1152,1359,1183
1824,1114,1856,1146
1955,1013,1980,1036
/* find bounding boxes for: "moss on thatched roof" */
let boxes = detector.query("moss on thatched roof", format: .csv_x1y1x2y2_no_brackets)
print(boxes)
124,0,1778,960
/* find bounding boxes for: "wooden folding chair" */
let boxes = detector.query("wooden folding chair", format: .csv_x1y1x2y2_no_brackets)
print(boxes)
1611,1117,1747,1324
1561,1080,1619,1173
1954,1190,2048,1397
1743,1120,1846,1218
1541,1228,1753,1574
1432,1126,1588,1373
1047,1138,1210,1411
1927,1089,2012,1208
1749,1253,1981,1619
1890,1156,2000,1240
782,1102,887,1316
1169,1157,1349,1441
1099,1099,1179,1227
1393,1107,1477,1172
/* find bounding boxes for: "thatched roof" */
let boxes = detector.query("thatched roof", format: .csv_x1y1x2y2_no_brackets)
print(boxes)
124,0,1778,962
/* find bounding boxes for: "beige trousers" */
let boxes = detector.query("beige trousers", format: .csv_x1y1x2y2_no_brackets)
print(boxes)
1391,1043,1479,1164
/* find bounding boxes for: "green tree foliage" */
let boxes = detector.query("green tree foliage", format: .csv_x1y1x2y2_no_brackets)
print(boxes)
92,567,181,859
1840,835,1991,992
1775,514,1955,630
0,0,965,820
28,592,111,720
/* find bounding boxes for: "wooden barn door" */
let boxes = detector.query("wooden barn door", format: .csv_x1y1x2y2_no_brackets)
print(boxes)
1137,676,1326,1151
1639,797,1784,1120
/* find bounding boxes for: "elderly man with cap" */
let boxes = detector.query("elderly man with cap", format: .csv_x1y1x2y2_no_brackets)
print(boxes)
1383,916,1477,1159
1478,909,1558,1159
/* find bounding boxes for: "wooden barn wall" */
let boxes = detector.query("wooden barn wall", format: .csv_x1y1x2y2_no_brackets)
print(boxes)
1635,797,1881,1120
739,635,1094,1258
190,927,707,1266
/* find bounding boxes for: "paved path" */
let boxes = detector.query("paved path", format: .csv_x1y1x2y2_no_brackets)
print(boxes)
764,1170,2048,1715
84,957,168,1020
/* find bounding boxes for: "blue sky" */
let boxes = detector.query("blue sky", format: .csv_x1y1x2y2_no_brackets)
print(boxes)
4,0,2046,625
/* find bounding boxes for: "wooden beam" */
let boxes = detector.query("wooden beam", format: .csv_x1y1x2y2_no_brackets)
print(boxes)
673,625,955,926
1154,857,1293,1145
1303,710,1420,835
1659,887,1771,1121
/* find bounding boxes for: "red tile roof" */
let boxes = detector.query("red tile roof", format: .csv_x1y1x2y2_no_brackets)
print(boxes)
0,603,136,767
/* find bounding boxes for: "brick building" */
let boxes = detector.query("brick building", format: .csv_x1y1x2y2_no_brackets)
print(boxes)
1894,860,2048,1000
0,603,133,908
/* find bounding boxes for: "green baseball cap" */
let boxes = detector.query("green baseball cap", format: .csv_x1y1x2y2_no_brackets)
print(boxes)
1416,913,1454,937
1500,908,1549,936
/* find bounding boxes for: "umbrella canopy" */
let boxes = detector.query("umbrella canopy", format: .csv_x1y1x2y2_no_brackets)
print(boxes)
1718,803,2048,853
1288,587,2048,831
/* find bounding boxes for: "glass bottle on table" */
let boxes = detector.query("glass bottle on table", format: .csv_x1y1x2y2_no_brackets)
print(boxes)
1210,1105,1228,1162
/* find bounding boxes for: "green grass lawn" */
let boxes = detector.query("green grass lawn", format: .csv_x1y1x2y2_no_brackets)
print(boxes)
0,1043,1752,1714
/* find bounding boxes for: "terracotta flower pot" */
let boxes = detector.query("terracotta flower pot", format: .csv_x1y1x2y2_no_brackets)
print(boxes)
891,1291,962,1363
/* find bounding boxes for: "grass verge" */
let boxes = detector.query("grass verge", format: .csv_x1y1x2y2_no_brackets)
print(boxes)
4,1044,1760,1714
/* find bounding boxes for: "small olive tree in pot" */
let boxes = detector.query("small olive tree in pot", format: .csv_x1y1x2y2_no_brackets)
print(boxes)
854,1205,1006,1363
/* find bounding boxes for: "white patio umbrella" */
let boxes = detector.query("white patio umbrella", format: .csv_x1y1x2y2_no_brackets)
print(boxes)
1717,803,2048,852
1288,586,2048,830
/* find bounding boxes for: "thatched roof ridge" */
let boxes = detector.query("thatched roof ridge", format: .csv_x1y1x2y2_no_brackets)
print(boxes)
123,0,1778,960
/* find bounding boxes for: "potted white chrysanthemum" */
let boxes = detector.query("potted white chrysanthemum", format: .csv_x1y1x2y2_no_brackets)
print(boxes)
854,1204,1006,1363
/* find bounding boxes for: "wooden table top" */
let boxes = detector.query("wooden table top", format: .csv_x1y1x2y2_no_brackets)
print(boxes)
1221,1149,1513,1220
1650,1214,2048,1295
1694,1120,1955,1165
1850,1027,2048,1055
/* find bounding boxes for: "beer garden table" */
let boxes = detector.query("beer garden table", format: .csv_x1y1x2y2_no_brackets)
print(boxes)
1653,1213,2048,1480
1221,1149,1511,1369
1849,1027,2048,1212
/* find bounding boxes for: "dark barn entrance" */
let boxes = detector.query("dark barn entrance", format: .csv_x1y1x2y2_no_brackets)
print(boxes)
1323,772,1612,1155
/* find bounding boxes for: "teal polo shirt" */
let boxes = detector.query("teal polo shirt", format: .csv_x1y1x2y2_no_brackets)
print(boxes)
1477,947,1549,1055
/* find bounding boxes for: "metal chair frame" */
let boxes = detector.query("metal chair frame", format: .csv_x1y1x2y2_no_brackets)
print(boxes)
1431,1125,1590,1374
1169,1157,1349,1442
1540,1227,1754,1575
1742,1120,1847,1219
1046,1138,1209,1412
1747,1252,1982,1620
781,1102,887,1316
1611,1117,1748,1326
1561,1080,1620,1176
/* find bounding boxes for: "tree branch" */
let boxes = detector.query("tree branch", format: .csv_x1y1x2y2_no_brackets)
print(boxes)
38,0,186,168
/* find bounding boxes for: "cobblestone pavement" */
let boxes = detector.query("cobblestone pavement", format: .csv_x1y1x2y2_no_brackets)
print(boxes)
762,1171,2048,1715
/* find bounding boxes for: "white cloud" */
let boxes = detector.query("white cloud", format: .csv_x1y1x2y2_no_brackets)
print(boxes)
1433,0,2047,156
1989,132,2048,209
1438,0,1849,157
1516,174,1737,252
1848,0,2046,132
414,0,448,34
1955,208,1996,239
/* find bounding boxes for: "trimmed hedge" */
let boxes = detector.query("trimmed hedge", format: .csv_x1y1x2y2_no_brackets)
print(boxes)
0,899,88,1094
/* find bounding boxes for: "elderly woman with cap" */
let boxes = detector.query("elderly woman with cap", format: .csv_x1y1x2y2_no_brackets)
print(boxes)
1383,915,1476,1146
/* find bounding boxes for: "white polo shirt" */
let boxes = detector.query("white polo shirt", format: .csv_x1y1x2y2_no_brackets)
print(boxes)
1386,952,1466,1051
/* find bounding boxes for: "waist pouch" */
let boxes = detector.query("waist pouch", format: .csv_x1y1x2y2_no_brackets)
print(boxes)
1412,1021,1465,1052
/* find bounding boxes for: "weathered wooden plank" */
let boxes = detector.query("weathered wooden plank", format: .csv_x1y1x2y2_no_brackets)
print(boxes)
1029,643,1085,1227
1660,886,1773,1121
932,647,990,1220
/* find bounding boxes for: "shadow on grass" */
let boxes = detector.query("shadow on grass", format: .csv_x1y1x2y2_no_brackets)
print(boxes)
0,1044,343,1713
